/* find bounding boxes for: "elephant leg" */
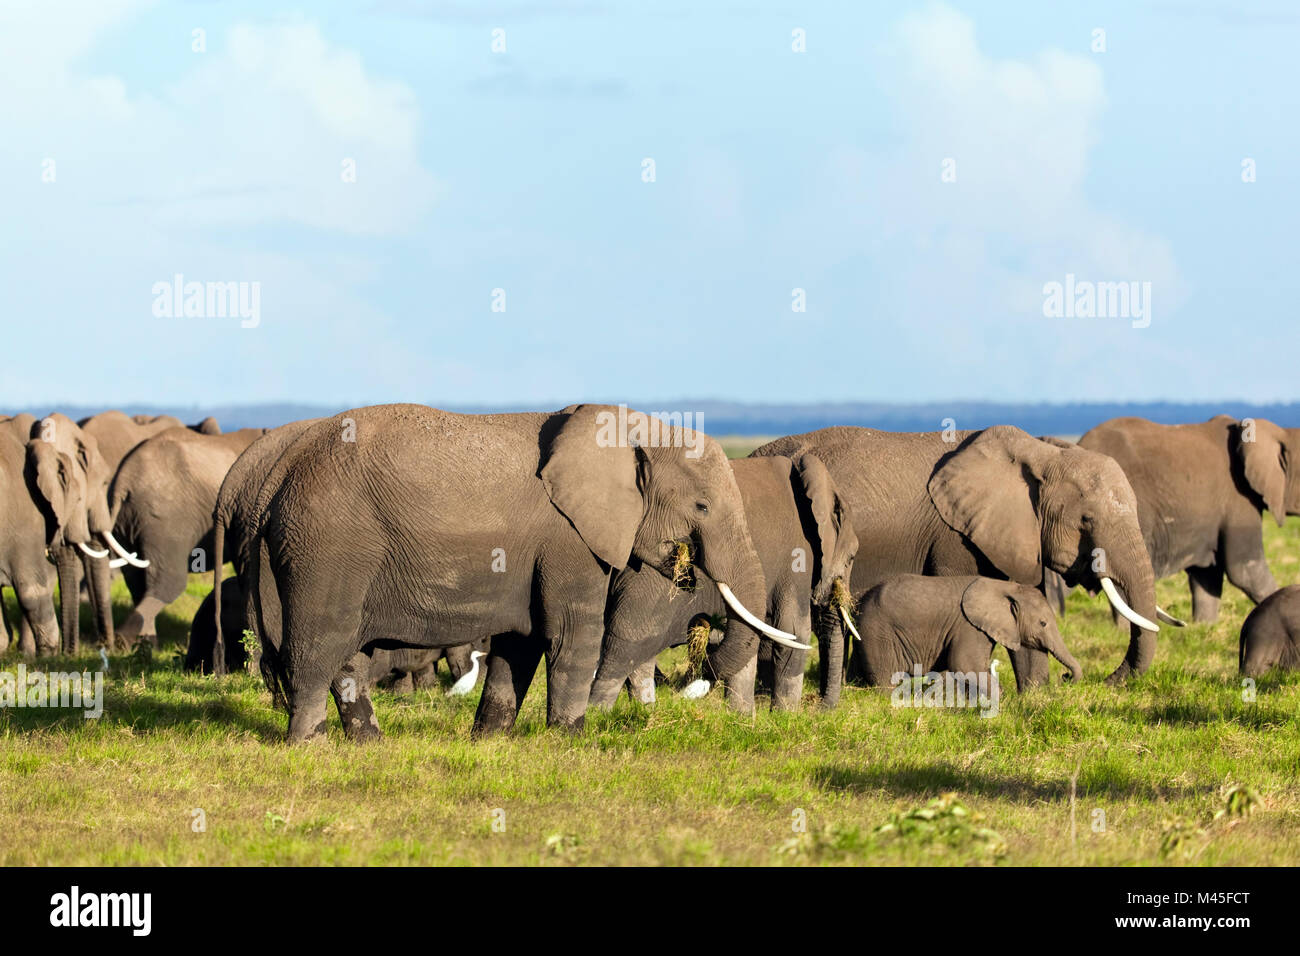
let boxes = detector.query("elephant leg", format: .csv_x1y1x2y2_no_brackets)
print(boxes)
1007,646,1050,692
1187,564,1223,623
754,638,775,698
1223,550,1279,607
768,596,810,712
472,633,544,735
590,615,671,710
622,659,657,705
722,654,757,717
0,589,11,654
17,604,37,657
84,552,116,648
545,618,604,731
15,577,60,658
118,550,190,647
332,651,382,742
287,675,332,743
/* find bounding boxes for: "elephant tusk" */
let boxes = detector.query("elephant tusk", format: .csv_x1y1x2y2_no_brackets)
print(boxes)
716,582,811,650
681,679,711,699
109,557,128,569
1156,606,1186,627
1099,577,1158,633
839,603,863,645
103,531,149,568
77,541,109,559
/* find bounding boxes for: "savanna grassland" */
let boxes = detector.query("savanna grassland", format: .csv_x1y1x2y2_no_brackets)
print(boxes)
2,462,1299,865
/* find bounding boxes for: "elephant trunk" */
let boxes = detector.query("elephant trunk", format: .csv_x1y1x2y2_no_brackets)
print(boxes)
701,529,770,714
816,602,846,709
1049,640,1083,682
85,551,116,650
1101,544,1159,685
55,545,81,655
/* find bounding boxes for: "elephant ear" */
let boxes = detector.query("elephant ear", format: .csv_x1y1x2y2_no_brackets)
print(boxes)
540,405,644,570
960,578,1023,651
928,426,1043,584
28,441,75,535
1237,420,1287,527
793,453,850,589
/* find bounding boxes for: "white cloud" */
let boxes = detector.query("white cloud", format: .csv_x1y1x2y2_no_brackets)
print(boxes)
0,4,440,405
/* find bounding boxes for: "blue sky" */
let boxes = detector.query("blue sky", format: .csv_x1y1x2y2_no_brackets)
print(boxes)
2,1,1297,407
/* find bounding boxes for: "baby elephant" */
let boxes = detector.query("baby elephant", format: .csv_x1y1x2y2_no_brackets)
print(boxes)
852,575,1083,687
1239,585,1300,677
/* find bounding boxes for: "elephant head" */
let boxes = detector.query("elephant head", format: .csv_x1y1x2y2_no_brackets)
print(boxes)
961,578,1083,681
928,426,1159,683
540,404,805,710
794,453,858,606
791,453,859,707
1234,418,1300,527
26,414,115,551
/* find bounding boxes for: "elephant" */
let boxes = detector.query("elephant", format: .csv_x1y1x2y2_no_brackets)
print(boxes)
369,639,491,694
221,403,805,742
852,575,1083,688
186,575,251,674
1239,585,1300,677
0,414,39,648
105,425,267,647
591,452,858,713
0,429,62,656
752,425,1163,687
26,410,223,650
21,413,120,655
1057,416,1299,624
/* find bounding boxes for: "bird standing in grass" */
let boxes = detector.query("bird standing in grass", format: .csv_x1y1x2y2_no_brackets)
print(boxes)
447,650,487,696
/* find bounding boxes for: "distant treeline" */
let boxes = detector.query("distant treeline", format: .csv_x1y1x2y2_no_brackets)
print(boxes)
14,401,1300,437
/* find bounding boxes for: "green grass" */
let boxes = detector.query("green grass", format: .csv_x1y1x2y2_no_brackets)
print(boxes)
3,525,1300,866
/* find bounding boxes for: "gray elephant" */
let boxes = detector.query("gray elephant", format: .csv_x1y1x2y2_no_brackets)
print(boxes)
0,414,40,649
0,428,61,656
1061,416,1298,624
1239,585,1300,677
853,575,1083,688
752,425,1163,687
20,414,120,654
72,410,221,647
106,425,266,646
221,404,805,742
592,453,858,712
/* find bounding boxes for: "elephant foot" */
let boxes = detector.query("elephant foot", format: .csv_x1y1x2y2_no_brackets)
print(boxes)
390,673,415,695
342,713,383,743
546,713,586,733
472,694,519,736
771,675,803,712
588,676,624,710
286,694,331,743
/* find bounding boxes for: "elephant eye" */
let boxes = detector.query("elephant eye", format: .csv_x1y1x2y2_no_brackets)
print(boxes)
1040,620,1048,628
695,500,710,515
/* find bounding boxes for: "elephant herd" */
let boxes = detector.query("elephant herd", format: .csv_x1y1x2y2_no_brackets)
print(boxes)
1,405,1297,742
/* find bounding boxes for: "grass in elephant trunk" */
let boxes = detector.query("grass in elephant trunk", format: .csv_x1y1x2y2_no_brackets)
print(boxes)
685,618,712,680
3,524,1300,865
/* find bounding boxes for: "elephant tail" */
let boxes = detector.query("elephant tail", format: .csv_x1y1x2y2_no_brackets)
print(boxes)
211,514,226,675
